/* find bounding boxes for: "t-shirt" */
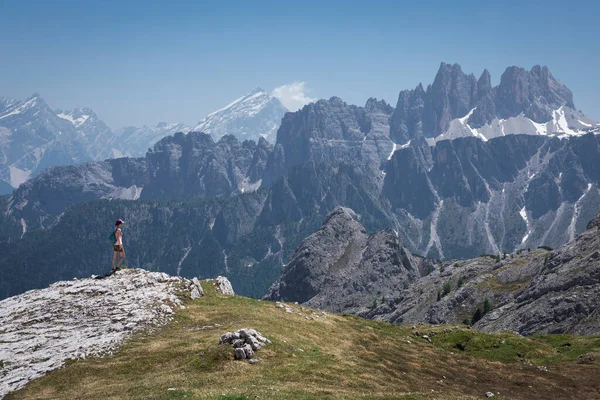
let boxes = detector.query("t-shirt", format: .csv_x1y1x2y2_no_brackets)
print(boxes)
115,228,123,246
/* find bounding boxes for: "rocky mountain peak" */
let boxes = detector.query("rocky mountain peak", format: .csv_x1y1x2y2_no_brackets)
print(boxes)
249,87,266,94
323,205,361,225
477,69,492,93
192,87,288,144
390,63,596,144
496,65,574,121
364,97,394,114
265,206,417,313
423,62,478,137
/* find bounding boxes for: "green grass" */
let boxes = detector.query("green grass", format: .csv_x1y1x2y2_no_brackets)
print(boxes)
7,287,600,400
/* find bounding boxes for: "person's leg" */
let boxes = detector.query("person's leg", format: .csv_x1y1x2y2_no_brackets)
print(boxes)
112,250,118,270
116,248,126,269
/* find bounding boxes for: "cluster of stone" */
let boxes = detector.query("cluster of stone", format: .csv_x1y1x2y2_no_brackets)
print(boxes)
219,328,271,360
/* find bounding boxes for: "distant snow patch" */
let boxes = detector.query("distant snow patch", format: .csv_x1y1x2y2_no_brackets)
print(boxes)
519,207,531,245
568,183,593,241
0,97,37,120
20,218,27,238
387,142,397,160
57,112,90,128
9,166,32,188
399,140,411,150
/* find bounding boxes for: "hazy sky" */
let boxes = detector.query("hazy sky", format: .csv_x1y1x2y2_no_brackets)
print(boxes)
1,0,598,128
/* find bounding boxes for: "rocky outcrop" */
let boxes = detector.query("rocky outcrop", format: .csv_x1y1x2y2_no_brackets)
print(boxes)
267,208,600,335
219,328,271,360
366,212,600,335
0,269,204,398
214,276,235,296
265,207,418,314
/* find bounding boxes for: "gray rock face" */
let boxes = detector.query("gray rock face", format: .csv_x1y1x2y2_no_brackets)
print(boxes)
265,207,418,314
364,212,600,335
8,157,146,230
383,133,600,258
7,132,270,229
0,268,197,398
422,63,479,138
495,65,574,123
141,132,269,201
389,63,598,143
190,277,204,299
587,213,600,230
271,208,600,335
264,96,394,186
215,276,235,296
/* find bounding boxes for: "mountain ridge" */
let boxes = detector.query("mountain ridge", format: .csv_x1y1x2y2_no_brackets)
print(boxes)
192,87,289,144
267,206,600,335
1,62,599,303
390,62,599,146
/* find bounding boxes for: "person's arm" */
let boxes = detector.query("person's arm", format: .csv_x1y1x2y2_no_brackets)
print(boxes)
116,229,122,243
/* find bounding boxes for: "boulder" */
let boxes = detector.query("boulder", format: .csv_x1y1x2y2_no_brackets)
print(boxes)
216,276,235,296
190,278,203,300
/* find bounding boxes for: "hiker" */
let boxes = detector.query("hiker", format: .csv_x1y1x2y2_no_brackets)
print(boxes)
112,219,125,271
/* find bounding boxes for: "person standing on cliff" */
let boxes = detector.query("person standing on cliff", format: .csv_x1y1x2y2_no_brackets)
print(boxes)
112,219,126,271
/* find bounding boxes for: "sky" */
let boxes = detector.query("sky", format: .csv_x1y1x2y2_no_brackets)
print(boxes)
1,0,599,128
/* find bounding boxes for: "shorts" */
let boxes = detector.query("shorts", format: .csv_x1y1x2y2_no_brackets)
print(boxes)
113,245,124,253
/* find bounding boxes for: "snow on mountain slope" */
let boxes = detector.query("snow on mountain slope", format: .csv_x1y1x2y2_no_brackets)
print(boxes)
0,96,40,121
57,111,90,128
0,94,92,193
430,106,599,145
0,97,18,114
56,107,121,160
192,87,288,143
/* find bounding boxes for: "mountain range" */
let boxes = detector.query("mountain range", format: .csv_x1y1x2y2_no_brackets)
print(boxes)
0,88,288,194
0,62,599,302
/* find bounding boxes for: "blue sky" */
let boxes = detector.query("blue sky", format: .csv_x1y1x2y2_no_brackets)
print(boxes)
1,0,598,128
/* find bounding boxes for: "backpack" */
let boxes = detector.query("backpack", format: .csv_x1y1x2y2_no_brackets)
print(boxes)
108,229,117,244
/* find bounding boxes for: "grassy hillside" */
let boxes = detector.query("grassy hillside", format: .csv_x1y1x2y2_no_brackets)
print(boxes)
7,282,600,400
